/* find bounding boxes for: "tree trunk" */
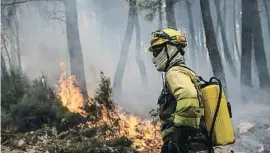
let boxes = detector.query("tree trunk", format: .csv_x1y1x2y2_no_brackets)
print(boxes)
200,0,228,96
1,34,12,69
198,26,205,62
14,14,22,72
1,52,7,75
185,0,197,71
233,0,240,61
213,0,237,77
165,0,177,29
64,0,88,101
223,0,226,24
7,6,17,69
263,0,270,43
251,0,270,89
158,0,163,29
215,0,220,37
199,19,205,53
241,0,252,93
134,8,148,85
9,32,17,68
113,0,136,98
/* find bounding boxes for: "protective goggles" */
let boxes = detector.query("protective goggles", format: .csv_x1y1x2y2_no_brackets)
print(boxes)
152,45,165,58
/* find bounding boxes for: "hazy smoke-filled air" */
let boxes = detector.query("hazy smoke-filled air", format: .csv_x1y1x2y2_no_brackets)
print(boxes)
17,0,166,116
10,1,270,151
17,0,270,115
1,0,270,152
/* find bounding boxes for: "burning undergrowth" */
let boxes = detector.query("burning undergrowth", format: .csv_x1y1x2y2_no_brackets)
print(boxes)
1,64,162,153
2,65,269,153
57,63,163,152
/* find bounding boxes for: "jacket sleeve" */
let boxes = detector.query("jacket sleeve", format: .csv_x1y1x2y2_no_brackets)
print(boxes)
166,67,201,128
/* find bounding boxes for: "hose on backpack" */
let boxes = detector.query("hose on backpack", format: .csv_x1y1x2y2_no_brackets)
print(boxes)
206,77,222,153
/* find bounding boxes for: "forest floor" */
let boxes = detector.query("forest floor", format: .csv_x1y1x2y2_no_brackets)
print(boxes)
2,117,269,153
0,126,234,153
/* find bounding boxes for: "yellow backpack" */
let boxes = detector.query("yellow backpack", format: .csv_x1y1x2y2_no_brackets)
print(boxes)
199,76,235,146
180,65,236,147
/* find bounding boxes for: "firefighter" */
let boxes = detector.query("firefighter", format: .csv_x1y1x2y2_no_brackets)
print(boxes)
149,28,210,153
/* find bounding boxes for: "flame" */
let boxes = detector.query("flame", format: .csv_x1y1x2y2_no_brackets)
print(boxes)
58,62,87,116
57,62,163,152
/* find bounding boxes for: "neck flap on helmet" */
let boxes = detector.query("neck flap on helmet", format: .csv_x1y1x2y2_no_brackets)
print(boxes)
164,43,185,71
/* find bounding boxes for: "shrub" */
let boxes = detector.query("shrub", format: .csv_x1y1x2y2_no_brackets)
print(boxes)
83,71,116,122
1,68,29,110
94,71,114,109
1,69,85,132
149,107,160,126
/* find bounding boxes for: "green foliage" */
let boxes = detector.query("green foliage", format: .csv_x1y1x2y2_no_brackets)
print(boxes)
10,96,57,131
56,111,86,132
149,107,160,126
94,71,114,109
137,0,160,22
1,108,13,130
106,136,132,147
1,68,30,110
86,71,117,122
0,69,146,153
1,68,85,132
48,135,134,153
83,100,101,122
82,71,114,123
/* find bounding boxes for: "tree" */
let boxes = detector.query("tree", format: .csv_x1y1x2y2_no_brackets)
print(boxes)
7,6,18,68
1,1,22,72
13,14,22,72
134,9,148,85
113,0,136,99
213,0,237,77
1,31,12,69
63,0,88,101
214,0,221,39
157,0,163,29
137,0,180,30
233,0,240,61
137,0,163,29
241,0,253,93
1,52,7,75
250,0,270,89
165,0,177,29
185,0,197,71
1,0,89,101
263,0,270,42
200,0,228,95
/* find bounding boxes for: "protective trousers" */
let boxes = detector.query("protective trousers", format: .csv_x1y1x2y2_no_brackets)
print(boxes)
160,126,212,153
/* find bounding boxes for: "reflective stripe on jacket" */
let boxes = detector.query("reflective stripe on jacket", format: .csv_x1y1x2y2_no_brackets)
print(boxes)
165,65,202,128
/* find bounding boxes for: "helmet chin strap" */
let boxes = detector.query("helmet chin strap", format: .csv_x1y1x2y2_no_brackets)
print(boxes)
164,44,185,71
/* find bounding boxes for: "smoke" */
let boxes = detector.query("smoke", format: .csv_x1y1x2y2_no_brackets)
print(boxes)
76,1,163,116
13,0,270,151
15,0,162,117
18,1,68,82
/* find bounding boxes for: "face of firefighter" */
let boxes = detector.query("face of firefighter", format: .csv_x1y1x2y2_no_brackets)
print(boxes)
152,46,167,71
152,44,184,72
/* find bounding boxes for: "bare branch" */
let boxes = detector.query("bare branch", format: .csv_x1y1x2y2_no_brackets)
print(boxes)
1,0,30,7
1,34,12,68
1,0,63,7
50,16,65,22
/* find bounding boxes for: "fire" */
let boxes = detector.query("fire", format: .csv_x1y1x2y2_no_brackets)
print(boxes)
57,63,163,152
58,62,87,116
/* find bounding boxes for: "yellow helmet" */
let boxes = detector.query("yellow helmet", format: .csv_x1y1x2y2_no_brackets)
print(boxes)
149,28,187,52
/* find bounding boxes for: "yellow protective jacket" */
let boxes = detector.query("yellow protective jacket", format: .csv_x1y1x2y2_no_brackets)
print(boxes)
160,64,203,138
